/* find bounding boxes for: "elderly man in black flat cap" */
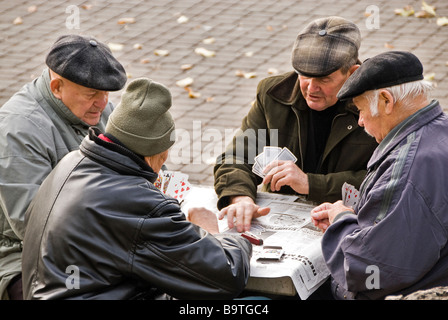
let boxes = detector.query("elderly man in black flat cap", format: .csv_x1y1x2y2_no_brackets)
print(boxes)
0,34,127,300
214,16,378,233
311,51,448,299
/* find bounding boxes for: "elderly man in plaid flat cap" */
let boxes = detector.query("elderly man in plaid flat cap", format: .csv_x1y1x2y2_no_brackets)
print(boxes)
214,16,378,233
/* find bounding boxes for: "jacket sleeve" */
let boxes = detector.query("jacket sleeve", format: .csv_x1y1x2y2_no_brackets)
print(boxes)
131,199,252,300
0,113,57,239
307,169,367,204
213,80,271,209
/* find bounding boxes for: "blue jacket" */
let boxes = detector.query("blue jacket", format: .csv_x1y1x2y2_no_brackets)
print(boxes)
322,100,448,299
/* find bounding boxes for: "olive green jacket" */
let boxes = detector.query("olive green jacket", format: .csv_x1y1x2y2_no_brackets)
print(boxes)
214,71,378,209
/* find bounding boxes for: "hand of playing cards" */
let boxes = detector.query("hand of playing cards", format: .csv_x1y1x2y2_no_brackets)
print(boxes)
252,146,297,178
342,182,359,208
154,170,192,202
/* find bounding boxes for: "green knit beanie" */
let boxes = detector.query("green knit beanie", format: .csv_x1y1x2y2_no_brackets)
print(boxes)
105,78,175,157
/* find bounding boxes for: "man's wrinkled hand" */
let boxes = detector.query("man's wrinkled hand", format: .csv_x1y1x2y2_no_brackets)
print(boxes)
188,207,220,234
262,160,309,195
218,196,270,232
310,200,354,232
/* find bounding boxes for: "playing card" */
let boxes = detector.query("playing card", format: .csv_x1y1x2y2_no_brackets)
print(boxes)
274,147,297,163
252,161,265,178
263,146,282,167
165,172,192,201
161,171,174,194
251,146,296,178
154,170,163,190
342,182,359,208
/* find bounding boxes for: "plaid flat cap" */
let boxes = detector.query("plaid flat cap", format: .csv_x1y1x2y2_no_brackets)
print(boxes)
46,34,127,91
337,51,424,101
292,16,361,77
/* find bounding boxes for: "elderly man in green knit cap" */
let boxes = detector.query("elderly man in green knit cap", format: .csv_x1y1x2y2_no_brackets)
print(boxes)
21,78,252,300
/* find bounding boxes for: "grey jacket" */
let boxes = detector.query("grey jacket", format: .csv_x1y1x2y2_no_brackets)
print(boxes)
322,101,448,300
0,69,113,299
22,128,252,300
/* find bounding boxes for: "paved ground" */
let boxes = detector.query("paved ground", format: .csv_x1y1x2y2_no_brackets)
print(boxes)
1,0,447,186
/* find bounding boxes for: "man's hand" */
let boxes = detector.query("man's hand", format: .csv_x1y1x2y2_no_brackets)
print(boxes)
218,196,270,232
188,207,220,234
262,160,309,195
310,200,354,232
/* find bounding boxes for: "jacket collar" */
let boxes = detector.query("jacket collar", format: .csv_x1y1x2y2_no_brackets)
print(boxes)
266,71,359,115
80,127,158,183
367,100,442,169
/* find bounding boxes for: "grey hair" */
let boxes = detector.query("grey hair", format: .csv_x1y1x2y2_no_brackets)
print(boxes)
365,80,434,116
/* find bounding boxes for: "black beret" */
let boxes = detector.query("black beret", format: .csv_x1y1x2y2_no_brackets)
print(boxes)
46,35,127,91
292,16,361,77
337,51,424,101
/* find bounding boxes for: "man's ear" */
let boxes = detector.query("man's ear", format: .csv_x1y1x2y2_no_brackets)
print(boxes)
50,78,63,100
379,89,394,115
348,64,360,75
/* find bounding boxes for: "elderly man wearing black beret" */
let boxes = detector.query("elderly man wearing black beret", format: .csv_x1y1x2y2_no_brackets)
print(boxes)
311,51,448,299
0,34,127,300
214,16,378,233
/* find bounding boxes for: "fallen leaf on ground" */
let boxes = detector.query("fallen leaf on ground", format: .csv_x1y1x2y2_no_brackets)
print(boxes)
437,17,448,26
176,77,194,87
13,17,23,25
154,49,170,56
267,68,278,75
118,17,136,24
421,1,436,17
185,87,201,98
384,42,395,49
181,64,194,71
424,72,435,81
394,6,415,16
177,15,189,24
140,59,150,64
202,37,215,44
235,70,257,79
195,47,215,57
133,43,143,50
108,43,124,51
244,51,254,57
27,5,38,13
81,4,93,10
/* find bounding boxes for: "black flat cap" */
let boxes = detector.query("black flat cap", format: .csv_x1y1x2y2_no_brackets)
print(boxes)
46,34,127,91
292,16,361,77
337,51,424,101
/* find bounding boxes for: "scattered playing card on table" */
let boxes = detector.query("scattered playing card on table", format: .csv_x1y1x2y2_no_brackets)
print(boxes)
342,182,359,208
252,146,297,178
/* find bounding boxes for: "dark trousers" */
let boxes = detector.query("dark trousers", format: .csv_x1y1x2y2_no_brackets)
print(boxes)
7,274,23,300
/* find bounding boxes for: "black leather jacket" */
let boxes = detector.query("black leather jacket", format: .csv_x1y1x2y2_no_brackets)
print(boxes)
22,128,252,300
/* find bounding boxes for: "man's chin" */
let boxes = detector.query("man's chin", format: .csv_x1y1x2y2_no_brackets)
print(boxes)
83,117,101,126
306,99,329,111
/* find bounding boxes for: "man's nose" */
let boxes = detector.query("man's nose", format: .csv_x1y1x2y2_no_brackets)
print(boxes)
93,91,109,108
358,115,365,127
308,78,320,92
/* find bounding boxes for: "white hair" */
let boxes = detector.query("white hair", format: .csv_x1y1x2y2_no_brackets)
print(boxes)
364,80,434,116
